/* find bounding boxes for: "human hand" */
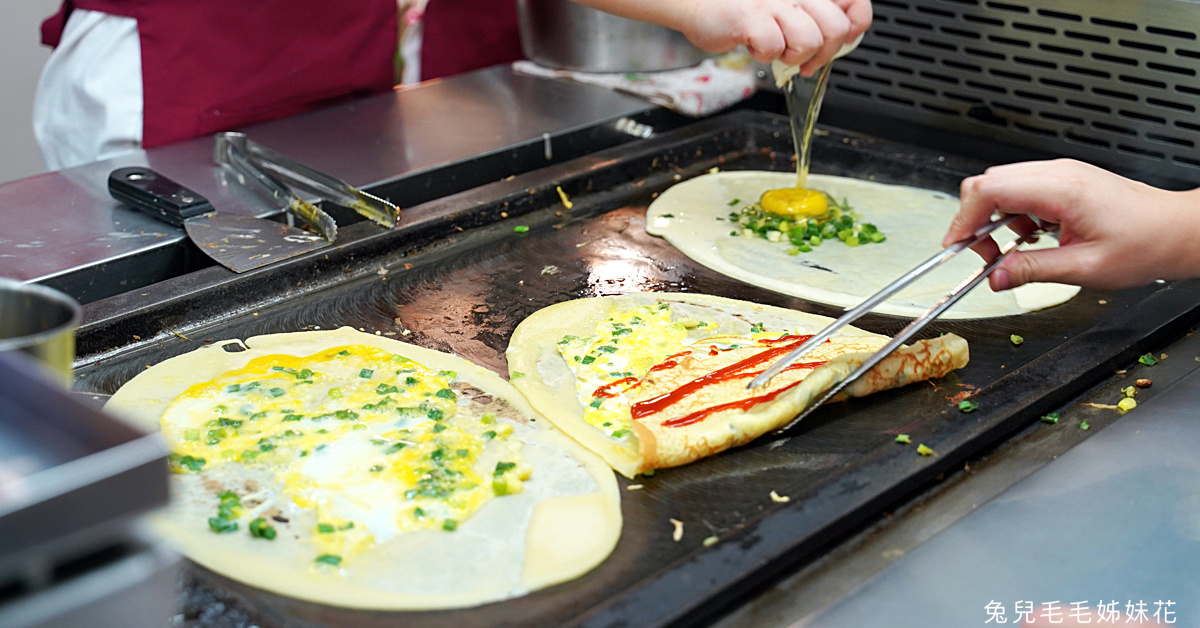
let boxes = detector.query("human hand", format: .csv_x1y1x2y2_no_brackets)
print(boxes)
942,159,1200,291
679,0,872,73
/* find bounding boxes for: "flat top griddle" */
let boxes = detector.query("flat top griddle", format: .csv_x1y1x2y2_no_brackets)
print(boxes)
73,111,1200,627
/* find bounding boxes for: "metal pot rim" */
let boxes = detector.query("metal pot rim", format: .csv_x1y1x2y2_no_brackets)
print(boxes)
0,277,83,352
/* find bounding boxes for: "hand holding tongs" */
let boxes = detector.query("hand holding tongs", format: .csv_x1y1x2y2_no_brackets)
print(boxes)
213,132,399,241
749,214,1056,434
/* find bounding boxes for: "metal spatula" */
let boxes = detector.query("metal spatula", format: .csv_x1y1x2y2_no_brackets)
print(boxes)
108,167,331,273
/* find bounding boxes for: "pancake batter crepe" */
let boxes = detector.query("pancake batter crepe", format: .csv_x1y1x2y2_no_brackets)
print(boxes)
105,327,620,610
645,171,1080,319
506,293,969,478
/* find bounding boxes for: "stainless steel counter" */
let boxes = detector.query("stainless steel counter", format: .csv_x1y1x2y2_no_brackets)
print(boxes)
0,67,653,290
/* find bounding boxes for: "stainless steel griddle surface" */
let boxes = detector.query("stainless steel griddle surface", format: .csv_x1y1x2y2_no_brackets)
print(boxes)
72,111,1200,627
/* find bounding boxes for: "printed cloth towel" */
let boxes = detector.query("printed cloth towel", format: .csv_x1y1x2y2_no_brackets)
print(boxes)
512,55,757,117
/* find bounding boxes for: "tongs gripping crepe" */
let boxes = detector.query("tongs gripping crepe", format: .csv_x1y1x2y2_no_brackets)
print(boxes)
752,214,1055,433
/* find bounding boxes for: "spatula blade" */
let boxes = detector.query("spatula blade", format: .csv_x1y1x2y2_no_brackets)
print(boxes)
185,214,330,273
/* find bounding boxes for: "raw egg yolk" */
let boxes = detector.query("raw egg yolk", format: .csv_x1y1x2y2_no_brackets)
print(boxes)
760,187,828,218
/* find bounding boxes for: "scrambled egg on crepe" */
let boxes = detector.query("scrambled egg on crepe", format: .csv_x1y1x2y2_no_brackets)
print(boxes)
106,327,620,610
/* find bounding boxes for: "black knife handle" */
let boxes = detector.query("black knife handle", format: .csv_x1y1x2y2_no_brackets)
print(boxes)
108,167,214,228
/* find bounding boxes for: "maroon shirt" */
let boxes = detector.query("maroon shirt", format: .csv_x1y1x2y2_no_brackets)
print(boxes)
420,0,524,81
42,0,399,148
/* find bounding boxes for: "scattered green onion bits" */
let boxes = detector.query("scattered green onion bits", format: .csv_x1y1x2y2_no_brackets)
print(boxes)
513,225,530,234
1010,334,1024,346
1040,412,1060,424
733,195,884,252
894,434,911,444
1080,420,1090,431
917,444,934,456
249,517,276,540
957,400,979,413
1138,353,1159,366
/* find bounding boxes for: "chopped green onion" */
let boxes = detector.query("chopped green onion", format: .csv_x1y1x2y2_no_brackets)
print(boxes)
1040,413,1060,424
728,199,741,206
1080,420,1090,430
248,518,276,540
1121,386,1137,398
895,434,911,444
513,225,530,234
494,462,517,476
916,444,934,456
612,429,631,438
317,523,335,534
269,387,285,397
957,400,979,413
442,519,458,531
359,369,374,379
208,517,238,533
750,322,766,333
328,388,343,399
1138,353,1159,366
435,388,456,399
1010,334,1025,346
338,350,351,356
315,554,342,566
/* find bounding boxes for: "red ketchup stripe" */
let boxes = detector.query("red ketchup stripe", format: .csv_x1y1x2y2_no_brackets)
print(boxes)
591,377,640,399
662,379,805,427
631,335,815,420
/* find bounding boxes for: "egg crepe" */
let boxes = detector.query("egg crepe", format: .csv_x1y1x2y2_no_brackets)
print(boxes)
105,327,620,610
506,293,969,478
645,171,1080,319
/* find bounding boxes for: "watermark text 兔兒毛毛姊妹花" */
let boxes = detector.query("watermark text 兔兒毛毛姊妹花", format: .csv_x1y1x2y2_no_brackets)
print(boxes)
984,599,1176,624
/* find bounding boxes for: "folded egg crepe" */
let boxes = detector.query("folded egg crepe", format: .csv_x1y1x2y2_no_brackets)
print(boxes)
105,327,620,610
506,293,969,478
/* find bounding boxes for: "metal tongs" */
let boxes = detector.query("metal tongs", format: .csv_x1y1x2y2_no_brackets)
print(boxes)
749,214,1056,434
213,132,399,241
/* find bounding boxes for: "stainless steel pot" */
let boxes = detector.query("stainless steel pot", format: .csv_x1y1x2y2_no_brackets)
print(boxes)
517,0,711,73
0,278,82,383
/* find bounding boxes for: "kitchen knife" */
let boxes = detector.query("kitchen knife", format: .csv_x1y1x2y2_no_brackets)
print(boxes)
108,167,331,273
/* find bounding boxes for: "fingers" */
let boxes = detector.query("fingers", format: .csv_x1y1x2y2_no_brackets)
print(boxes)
796,0,852,75
737,0,860,66
944,161,1078,247
774,9,823,67
831,0,873,40
989,244,1104,291
744,13,788,63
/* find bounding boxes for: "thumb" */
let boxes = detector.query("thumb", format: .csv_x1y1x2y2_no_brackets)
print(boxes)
989,245,1097,291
